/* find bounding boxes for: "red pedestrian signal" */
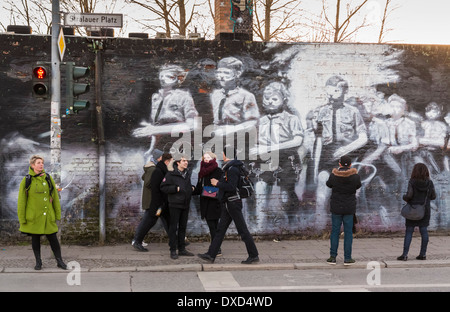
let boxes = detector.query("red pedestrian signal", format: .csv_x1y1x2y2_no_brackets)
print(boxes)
32,64,50,98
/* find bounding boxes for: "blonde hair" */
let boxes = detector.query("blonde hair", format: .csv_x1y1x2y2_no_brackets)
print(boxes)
29,155,44,166
202,151,217,161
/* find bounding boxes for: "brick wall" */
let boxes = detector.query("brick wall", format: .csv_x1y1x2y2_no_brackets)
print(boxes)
1,34,449,244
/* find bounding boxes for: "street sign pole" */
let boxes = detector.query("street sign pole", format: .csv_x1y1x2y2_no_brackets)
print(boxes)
51,0,62,193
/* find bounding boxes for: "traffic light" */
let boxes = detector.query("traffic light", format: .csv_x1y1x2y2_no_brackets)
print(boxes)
32,64,50,98
65,62,90,114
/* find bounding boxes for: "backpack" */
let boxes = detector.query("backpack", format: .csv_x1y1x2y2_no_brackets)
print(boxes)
25,173,54,195
232,165,255,199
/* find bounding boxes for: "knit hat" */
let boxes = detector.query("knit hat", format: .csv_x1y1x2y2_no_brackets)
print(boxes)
339,155,352,167
151,149,164,161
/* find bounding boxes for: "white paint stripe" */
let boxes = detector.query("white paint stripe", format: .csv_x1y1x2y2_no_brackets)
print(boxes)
197,271,240,291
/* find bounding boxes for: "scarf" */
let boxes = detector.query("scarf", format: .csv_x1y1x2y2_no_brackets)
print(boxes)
198,159,218,179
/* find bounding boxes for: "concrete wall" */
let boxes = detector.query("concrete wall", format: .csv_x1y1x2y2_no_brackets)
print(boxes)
1,33,449,243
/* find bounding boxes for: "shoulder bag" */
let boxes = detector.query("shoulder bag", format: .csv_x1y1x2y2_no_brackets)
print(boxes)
401,188,429,220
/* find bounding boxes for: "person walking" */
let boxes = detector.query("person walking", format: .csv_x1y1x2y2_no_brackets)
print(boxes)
197,147,259,264
193,152,223,254
325,155,362,265
17,155,67,270
397,163,436,261
160,155,195,259
132,151,172,252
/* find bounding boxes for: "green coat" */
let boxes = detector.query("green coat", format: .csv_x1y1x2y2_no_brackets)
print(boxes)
141,161,156,210
17,167,61,235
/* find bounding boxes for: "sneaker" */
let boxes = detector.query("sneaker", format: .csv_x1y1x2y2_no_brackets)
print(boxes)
344,259,356,266
170,251,178,259
197,253,215,263
178,250,194,256
216,249,223,257
132,241,148,252
326,256,336,265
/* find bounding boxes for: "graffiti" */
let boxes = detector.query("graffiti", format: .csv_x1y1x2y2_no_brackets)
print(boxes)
230,0,253,34
1,37,450,239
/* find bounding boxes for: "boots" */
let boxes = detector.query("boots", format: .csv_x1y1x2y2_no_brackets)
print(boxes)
56,257,67,270
32,247,42,270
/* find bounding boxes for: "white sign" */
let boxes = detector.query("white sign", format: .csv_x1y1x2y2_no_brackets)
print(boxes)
64,13,123,28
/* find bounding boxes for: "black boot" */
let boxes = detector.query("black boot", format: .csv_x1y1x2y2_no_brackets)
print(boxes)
56,257,67,270
34,258,42,270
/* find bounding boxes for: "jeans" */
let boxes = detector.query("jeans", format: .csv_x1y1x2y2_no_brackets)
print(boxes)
207,200,258,258
133,209,169,244
168,206,190,252
330,213,353,260
402,225,429,257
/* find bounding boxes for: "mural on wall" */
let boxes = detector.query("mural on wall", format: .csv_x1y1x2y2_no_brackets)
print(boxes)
1,37,449,239
127,43,450,236
230,0,253,35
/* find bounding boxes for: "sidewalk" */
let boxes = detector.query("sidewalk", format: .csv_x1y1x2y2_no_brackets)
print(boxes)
1,235,450,273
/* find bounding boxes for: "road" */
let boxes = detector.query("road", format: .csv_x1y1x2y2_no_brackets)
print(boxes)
2,266,450,293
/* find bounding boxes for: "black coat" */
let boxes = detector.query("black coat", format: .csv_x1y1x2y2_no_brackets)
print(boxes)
217,159,243,202
193,166,223,220
160,166,194,209
148,161,169,214
403,179,436,227
326,167,362,215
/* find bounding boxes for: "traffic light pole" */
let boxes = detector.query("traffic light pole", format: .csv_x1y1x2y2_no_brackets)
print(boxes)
51,0,62,191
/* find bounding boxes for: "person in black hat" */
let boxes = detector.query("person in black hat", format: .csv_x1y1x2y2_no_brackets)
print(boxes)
325,155,361,265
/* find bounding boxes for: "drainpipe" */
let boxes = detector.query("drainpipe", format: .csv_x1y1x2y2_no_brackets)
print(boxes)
94,41,106,245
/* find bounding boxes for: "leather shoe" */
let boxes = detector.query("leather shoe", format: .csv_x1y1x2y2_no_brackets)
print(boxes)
170,251,178,259
197,253,215,263
178,250,194,256
241,256,259,264
132,242,149,252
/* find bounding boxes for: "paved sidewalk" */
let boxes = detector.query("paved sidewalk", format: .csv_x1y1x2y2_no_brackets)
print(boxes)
1,235,450,273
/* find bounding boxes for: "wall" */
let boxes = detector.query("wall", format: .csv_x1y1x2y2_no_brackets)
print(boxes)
1,34,449,243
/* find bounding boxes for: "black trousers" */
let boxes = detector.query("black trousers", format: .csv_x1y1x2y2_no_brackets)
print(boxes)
168,206,190,252
207,199,258,258
133,209,169,244
31,233,62,259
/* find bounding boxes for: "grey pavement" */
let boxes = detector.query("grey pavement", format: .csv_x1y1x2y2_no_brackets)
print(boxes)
1,235,450,273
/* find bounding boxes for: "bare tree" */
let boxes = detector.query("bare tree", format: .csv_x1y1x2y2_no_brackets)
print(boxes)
377,0,400,43
322,0,370,42
127,0,203,37
253,0,304,42
2,0,52,34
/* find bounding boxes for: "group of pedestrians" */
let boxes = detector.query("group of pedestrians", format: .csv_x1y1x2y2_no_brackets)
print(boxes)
17,152,436,270
132,147,259,263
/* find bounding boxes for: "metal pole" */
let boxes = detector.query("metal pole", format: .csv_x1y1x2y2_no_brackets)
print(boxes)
51,0,62,241
95,42,106,245
50,0,61,188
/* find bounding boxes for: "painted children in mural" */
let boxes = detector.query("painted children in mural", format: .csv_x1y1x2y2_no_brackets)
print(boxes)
132,64,199,161
417,102,448,174
210,56,260,139
253,82,304,226
313,76,367,229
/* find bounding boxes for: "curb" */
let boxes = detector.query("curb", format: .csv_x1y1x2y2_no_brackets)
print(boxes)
3,260,450,273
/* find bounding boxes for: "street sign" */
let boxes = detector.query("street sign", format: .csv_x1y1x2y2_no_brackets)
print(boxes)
57,27,65,61
64,13,123,28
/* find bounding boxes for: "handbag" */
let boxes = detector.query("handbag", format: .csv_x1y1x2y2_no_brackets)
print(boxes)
201,186,218,199
401,188,429,220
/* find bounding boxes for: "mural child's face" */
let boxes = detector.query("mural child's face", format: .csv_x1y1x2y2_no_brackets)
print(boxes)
326,85,345,102
159,70,178,88
216,67,237,86
262,88,284,113
425,107,440,120
390,101,405,119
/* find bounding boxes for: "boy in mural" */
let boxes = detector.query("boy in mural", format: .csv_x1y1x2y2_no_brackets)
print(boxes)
252,82,304,227
210,56,260,144
132,64,199,161
313,76,368,230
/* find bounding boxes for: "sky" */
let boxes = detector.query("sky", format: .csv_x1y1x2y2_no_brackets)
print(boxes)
0,0,449,45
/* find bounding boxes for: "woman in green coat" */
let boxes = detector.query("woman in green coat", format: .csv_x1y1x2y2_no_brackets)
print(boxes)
17,155,67,270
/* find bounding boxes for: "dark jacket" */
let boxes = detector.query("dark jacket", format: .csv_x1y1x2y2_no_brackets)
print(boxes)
193,166,223,220
148,161,169,214
141,161,156,211
160,165,194,209
216,159,243,202
326,167,362,215
403,179,436,227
